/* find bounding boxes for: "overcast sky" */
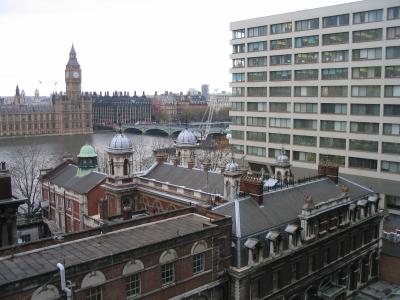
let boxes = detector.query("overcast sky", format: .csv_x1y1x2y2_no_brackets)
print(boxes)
0,0,354,96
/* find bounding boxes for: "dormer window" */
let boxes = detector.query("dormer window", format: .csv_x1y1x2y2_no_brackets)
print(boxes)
266,231,281,256
285,224,300,248
244,238,260,265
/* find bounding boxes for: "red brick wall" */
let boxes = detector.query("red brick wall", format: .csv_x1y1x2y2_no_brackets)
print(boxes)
380,254,400,284
87,183,106,216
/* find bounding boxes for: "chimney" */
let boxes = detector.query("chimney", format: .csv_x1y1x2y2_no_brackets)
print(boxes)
122,206,133,220
173,156,180,166
240,175,263,205
99,198,109,220
0,162,12,200
188,158,194,170
318,163,339,184
203,159,211,172
134,91,137,97
155,151,165,164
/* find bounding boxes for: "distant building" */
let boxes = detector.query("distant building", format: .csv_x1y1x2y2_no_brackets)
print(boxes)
0,45,92,137
201,84,210,99
92,91,151,126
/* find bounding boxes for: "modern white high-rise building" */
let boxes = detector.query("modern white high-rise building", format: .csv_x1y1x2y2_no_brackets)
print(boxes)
229,0,400,212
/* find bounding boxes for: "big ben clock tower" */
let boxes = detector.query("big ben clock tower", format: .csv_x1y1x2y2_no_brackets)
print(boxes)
65,44,81,101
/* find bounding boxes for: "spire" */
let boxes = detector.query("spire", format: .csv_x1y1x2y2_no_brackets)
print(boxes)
15,84,20,96
70,43,76,56
67,43,79,66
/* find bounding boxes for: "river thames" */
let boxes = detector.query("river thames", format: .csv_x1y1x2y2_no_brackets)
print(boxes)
0,131,171,170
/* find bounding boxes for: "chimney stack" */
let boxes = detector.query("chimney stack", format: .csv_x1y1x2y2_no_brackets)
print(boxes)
240,175,264,205
173,156,180,166
318,163,339,184
203,159,211,172
122,206,133,220
188,158,194,170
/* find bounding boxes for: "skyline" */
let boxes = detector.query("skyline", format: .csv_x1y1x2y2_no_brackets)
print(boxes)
0,0,354,96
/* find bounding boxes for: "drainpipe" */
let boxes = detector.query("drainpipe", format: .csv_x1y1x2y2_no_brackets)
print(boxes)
57,263,72,300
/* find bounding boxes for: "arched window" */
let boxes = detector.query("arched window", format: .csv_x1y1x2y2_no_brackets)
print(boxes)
160,249,178,285
123,159,129,176
31,285,59,300
123,260,144,299
81,271,106,300
110,159,114,175
191,241,207,274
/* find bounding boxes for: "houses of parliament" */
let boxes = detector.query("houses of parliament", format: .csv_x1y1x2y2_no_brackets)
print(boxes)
0,45,92,137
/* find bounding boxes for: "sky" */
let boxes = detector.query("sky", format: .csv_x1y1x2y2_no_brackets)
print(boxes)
0,0,354,96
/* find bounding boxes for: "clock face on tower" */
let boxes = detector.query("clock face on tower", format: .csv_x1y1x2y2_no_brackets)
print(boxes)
73,71,80,78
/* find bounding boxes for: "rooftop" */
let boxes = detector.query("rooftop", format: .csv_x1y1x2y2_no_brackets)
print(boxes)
0,213,215,287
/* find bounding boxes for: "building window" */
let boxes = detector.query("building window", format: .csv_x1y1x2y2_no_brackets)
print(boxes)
21,234,31,243
320,154,345,166
385,85,400,97
351,85,381,97
269,86,291,97
231,116,245,125
295,35,319,48
247,146,266,157
384,105,400,116
247,131,266,142
232,58,245,68
269,148,291,159
294,86,318,97
272,270,281,290
383,123,400,136
270,54,292,65
247,87,268,97
352,47,382,61
320,137,346,149
321,68,348,80
295,52,318,64
270,102,290,113
351,104,380,116
382,142,400,155
232,73,245,82
295,69,318,80
247,117,266,127
231,130,244,140
232,144,244,154
247,102,267,112
385,66,400,78
322,32,349,45
323,14,349,28
161,263,175,285
232,29,245,39
270,38,292,50
353,28,383,43
308,254,317,273
387,194,400,210
269,133,290,144
271,22,292,34
294,119,317,130
248,26,267,37
388,6,400,20
293,135,317,146
232,87,245,97
349,139,378,152
126,274,140,299
321,86,348,97
248,72,268,82
320,121,347,133
192,253,205,274
248,41,267,52
350,122,379,134
349,157,377,170
352,67,381,79
293,151,316,163
294,103,317,113
387,26,400,40
322,50,348,63
295,18,319,31
381,161,400,174
231,101,245,111
269,118,291,128
248,56,267,67
85,287,102,300
233,44,245,54
353,9,383,24
270,70,292,81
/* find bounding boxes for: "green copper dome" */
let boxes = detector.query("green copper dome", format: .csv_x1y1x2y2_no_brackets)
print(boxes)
77,144,97,158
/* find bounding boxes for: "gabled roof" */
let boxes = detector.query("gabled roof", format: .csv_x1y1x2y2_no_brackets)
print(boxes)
46,164,106,194
142,163,224,195
214,177,372,238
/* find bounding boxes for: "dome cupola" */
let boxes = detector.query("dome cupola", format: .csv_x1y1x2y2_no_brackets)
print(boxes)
225,159,240,172
176,128,197,145
107,133,133,153
76,143,98,177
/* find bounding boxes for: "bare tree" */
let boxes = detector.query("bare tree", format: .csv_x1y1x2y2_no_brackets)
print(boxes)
9,145,49,217
132,135,154,171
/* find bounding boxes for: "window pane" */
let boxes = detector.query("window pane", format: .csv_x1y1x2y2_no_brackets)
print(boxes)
323,14,349,28
322,32,349,45
271,22,292,34
295,18,319,31
248,56,267,67
269,133,290,144
322,68,348,80
270,70,292,81
270,54,292,65
295,35,319,48
248,26,267,37
353,29,382,43
233,29,245,39
270,38,292,50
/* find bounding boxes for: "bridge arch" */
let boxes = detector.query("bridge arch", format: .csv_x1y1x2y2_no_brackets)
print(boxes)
145,128,169,136
124,128,143,135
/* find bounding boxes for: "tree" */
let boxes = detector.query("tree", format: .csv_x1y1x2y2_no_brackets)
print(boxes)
9,145,49,217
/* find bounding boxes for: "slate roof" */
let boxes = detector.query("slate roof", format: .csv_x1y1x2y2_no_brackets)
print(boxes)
214,177,372,237
47,164,106,194
142,163,224,195
0,213,215,287
0,104,54,113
